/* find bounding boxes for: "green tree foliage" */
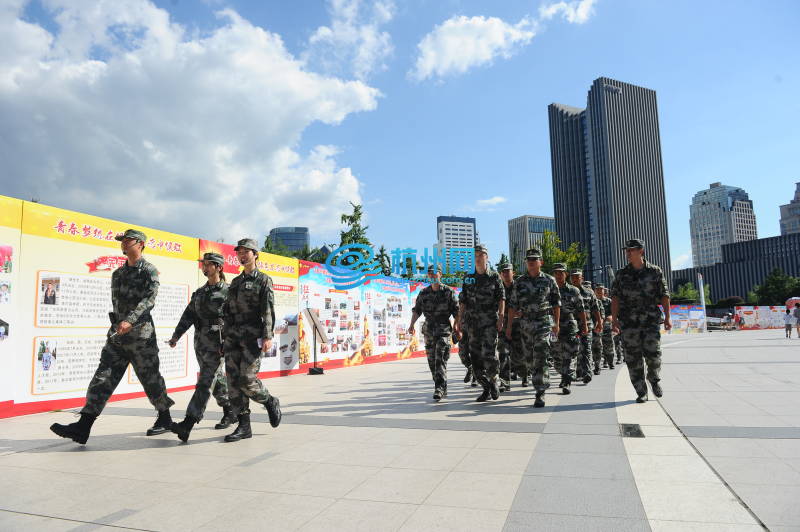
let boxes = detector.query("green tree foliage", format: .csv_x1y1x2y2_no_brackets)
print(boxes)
376,245,391,276
495,253,510,272
538,230,588,275
672,282,700,303
336,202,372,266
714,296,745,308
753,268,800,305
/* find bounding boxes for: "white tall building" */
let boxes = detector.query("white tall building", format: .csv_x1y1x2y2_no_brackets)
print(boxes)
432,216,479,273
690,182,757,267
508,215,555,268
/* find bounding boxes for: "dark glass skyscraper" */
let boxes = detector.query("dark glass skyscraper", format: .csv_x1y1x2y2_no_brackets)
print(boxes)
269,226,309,252
549,77,671,284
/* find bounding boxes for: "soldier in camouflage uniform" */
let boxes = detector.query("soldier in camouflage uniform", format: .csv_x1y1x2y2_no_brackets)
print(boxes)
409,265,459,401
506,248,560,408
168,252,233,443
454,328,477,387
222,238,282,442
551,263,587,394
583,280,608,374
571,270,602,382
611,285,624,364
611,239,671,403
594,284,616,370
456,244,505,402
497,262,525,391
50,229,175,445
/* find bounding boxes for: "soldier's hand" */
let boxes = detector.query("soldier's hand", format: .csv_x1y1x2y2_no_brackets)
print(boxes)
594,324,602,335
261,338,272,353
407,325,415,335
580,326,588,336
552,324,560,337
612,319,621,335
453,330,461,342
663,316,672,331
505,328,512,340
117,321,132,335
166,338,177,348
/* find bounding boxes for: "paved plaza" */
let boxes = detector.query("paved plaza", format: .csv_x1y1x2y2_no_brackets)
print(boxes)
1,329,798,531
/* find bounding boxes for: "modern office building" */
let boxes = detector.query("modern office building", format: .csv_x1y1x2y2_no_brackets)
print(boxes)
673,232,800,301
436,216,478,248
690,182,757,267
549,77,671,284
508,215,555,267
780,182,800,235
268,226,309,252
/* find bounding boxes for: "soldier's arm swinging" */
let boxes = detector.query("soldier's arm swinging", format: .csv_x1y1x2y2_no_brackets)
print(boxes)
408,310,421,335
661,295,672,331
260,277,276,352
120,268,159,335
578,310,588,335
552,306,561,336
455,302,466,336
169,292,198,347
497,299,505,332
611,296,620,334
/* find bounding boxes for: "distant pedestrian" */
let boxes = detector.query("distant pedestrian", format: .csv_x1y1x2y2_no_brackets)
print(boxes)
794,304,800,337
784,309,794,339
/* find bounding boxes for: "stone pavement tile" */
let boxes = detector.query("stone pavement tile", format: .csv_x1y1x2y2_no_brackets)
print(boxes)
273,462,379,498
112,486,262,530
299,499,417,532
81,448,242,484
399,505,507,532
707,456,800,485
771,527,800,532
503,512,650,532
510,476,645,519
720,414,787,427
638,425,681,437
635,480,757,525
455,448,533,474
623,437,695,456
524,451,634,480
689,437,774,458
627,454,720,483
319,442,409,468
535,433,625,455
730,483,800,527
419,430,485,448
475,432,540,450
307,425,387,443
195,493,334,531
272,439,349,463
208,459,316,492
543,423,620,435
387,444,470,471
345,467,448,504
759,438,800,458
0,511,119,532
370,428,437,446
648,520,764,531
425,471,521,511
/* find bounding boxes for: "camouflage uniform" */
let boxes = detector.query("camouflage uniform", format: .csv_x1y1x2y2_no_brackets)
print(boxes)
574,283,600,380
599,294,616,369
456,328,471,370
614,333,624,363
413,283,459,393
171,280,230,421
553,281,584,388
611,257,669,397
223,267,276,417
508,271,560,393
497,279,523,387
589,284,606,373
81,256,174,417
459,269,504,390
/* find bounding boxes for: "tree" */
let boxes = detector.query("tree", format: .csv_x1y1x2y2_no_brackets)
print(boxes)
376,245,391,276
672,282,700,303
262,235,291,257
538,230,588,275
703,283,712,305
495,253,510,272
753,268,800,305
715,296,745,308
336,202,372,266
746,291,758,305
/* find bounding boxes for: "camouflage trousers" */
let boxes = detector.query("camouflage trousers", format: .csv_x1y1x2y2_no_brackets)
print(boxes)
601,325,616,368
519,318,552,393
620,326,662,395
576,331,594,379
424,333,450,392
224,327,271,417
497,321,524,384
81,330,174,417
552,331,579,383
465,318,498,387
614,334,624,361
186,346,230,421
457,329,471,369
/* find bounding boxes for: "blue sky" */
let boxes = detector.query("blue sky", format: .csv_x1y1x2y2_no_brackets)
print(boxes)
3,0,799,269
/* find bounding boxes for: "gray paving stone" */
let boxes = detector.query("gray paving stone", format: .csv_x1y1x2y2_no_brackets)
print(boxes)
534,433,625,455
504,512,651,532
524,451,634,480
510,476,647,519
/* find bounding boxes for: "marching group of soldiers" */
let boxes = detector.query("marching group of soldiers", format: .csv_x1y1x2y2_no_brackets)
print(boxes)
51,231,282,445
411,238,671,407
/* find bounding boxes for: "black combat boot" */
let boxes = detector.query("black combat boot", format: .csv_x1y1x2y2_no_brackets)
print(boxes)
521,374,529,387
463,367,473,383
224,413,252,442
433,388,444,401
265,396,282,428
561,375,571,395
214,405,236,430
50,413,95,445
146,409,173,436
489,379,500,400
476,379,491,402
533,390,545,408
650,381,663,398
171,415,199,443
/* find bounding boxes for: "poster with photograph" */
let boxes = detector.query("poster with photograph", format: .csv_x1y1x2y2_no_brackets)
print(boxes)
735,306,786,330
0,195,23,411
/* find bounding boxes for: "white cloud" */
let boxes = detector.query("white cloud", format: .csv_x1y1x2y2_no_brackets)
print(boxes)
0,0,381,244
476,196,507,207
672,253,692,269
538,0,597,25
305,0,395,81
409,15,536,82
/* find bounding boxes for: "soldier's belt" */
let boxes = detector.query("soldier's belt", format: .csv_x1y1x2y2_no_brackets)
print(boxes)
198,318,223,330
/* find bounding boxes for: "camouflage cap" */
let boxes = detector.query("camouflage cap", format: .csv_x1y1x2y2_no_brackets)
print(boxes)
594,283,605,289
475,244,488,255
427,264,443,273
498,262,513,271
582,280,592,287
199,252,225,266
234,238,259,253
622,238,645,249
570,268,584,276
114,229,147,242
525,247,542,260
551,263,567,272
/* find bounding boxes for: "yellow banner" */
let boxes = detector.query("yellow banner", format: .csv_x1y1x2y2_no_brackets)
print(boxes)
0,195,23,229
22,201,197,260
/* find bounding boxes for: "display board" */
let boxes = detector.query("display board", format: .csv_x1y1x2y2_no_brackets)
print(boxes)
10,201,200,414
735,306,788,330
666,305,706,334
0,196,23,415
